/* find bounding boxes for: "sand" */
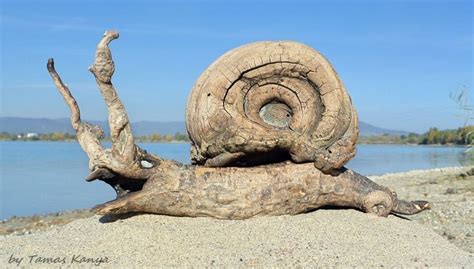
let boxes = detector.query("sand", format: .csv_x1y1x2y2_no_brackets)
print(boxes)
1,166,473,267
372,166,474,253
1,208,472,267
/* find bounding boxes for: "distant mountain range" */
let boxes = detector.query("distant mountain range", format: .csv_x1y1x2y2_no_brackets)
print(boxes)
0,117,187,136
0,117,409,136
359,121,410,136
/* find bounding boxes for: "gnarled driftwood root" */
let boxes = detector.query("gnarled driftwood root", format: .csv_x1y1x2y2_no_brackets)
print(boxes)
47,30,430,219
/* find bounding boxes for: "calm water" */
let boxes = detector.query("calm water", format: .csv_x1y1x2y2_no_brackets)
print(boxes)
0,141,470,219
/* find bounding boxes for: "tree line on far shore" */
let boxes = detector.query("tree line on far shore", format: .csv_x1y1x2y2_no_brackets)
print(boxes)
0,125,472,146
0,132,190,142
357,125,473,145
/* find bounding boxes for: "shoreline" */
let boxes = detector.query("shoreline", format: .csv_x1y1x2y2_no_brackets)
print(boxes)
368,165,470,177
372,166,474,253
1,166,473,253
0,140,190,144
1,139,471,147
0,210,94,236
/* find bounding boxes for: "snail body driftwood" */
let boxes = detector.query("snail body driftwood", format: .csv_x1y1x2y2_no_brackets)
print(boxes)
47,31,430,219
186,41,358,172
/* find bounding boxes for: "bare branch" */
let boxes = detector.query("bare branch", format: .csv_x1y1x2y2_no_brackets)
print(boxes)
47,58,109,174
88,31,136,165
47,58,81,130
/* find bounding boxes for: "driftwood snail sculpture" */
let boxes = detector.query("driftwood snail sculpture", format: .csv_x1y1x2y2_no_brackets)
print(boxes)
47,30,430,219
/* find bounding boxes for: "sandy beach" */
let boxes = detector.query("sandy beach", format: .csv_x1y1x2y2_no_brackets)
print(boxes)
372,166,474,253
1,166,473,267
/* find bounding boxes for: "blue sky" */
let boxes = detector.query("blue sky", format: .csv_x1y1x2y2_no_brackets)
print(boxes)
0,0,472,133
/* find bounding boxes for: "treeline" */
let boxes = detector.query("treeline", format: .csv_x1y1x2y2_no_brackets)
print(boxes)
358,126,474,145
2,126,473,145
135,133,190,142
0,132,190,142
0,132,76,141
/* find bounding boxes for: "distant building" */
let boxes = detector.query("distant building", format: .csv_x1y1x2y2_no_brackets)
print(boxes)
26,133,38,138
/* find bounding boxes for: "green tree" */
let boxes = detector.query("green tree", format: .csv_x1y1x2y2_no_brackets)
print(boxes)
423,128,440,144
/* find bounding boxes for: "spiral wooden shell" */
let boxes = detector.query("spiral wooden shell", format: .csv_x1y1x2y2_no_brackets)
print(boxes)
186,41,359,171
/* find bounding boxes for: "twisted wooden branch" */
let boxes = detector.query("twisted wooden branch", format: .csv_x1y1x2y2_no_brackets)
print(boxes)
48,31,160,182
47,59,81,130
88,31,136,164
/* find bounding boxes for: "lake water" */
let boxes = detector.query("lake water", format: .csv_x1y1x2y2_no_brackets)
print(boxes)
0,141,471,219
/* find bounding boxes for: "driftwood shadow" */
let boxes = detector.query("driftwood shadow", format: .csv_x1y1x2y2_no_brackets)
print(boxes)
99,212,144,224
